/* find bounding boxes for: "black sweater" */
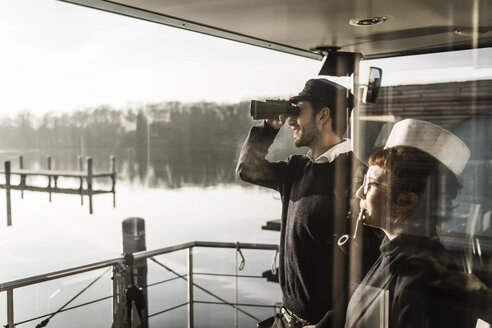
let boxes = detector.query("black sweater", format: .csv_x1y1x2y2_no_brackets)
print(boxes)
345,234,479,328
237,123,380,327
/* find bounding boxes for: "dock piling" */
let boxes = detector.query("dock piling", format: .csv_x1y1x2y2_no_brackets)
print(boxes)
78,155,84,205
87,157,93,214
0,155,115,220
122,217,148,327
78,155,84,171
5,161,12,226
47,155,52,202
111,156,116,208
19,156,24,199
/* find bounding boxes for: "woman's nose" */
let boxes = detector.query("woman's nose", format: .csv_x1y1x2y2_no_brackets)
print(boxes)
356,185,365,200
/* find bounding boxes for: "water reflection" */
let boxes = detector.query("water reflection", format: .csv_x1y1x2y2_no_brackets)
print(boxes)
0,102,301,188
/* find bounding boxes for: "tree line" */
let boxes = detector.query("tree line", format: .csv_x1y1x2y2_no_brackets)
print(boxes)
0,101,300,187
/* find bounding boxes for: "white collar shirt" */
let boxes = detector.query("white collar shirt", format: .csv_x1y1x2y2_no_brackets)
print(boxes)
308,139,352,163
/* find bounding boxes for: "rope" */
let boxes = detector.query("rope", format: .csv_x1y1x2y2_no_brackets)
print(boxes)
235,242,245,271
271,249,278,275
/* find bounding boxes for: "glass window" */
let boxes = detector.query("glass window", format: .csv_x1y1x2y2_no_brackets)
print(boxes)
0,0,490,327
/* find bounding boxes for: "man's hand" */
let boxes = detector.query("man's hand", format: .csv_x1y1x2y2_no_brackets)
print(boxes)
265,115,287,130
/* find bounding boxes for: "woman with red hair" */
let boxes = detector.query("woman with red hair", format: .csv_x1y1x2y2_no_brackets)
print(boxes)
344,119,488,327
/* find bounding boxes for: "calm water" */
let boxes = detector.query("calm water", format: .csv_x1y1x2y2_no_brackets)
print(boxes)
0,179,283,327
0,111,302,326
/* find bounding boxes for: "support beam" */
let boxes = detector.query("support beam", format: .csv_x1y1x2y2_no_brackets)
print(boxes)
7,288,14,328
188,247,194,328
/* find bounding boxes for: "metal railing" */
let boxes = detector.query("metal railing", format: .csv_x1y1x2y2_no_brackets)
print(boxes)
0,241,279,328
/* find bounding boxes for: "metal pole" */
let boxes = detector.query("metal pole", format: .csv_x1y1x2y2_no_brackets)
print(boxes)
188,247,194,328
234,249,239,328
350,56,362,158
87,157,93,214
112,263,127,328
47,155,52,202
113,265,118,323
7,288,14,328
349,55,364,293
5,161,12,226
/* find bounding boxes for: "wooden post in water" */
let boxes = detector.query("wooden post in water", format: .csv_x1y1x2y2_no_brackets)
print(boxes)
122,217,148,327
78,155,84,171
111,155,116,208
5,161,12,226
87,157,93,214
78,155,84,205
19,155,24,199
47,155,52,202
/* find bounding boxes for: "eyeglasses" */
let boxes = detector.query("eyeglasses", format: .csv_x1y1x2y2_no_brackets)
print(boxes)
362,174,384,196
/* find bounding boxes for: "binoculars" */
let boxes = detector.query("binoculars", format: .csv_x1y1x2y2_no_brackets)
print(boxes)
250,100,300,120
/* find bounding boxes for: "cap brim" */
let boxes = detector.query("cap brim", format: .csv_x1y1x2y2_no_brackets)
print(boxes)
289,95,314,104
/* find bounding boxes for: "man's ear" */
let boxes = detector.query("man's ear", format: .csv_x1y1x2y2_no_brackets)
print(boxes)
317,107,331,126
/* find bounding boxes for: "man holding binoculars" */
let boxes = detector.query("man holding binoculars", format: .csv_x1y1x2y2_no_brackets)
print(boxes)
237,79,380,328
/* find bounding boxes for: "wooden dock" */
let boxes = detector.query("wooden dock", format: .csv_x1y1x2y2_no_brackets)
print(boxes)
0,156,116,226
262,219,281,231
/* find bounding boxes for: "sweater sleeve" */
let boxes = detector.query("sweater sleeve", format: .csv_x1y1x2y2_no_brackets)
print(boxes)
236,122,288,191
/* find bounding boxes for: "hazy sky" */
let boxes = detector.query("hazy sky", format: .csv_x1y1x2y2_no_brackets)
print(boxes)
1,0,491,115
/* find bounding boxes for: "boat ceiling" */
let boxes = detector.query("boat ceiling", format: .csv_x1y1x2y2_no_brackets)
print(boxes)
60,0,491,61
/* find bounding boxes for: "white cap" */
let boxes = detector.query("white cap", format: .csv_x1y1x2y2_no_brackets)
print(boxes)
385,119,470,176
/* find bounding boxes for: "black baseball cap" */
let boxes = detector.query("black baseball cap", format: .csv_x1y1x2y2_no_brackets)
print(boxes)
289,78,354,110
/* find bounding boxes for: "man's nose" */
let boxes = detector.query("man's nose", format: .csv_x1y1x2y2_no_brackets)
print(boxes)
356,185,365,200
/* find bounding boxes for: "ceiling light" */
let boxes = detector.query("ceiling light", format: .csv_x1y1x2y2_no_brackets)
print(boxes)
349,17,388,26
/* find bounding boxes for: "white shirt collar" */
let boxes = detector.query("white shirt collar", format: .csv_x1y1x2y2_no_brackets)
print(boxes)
308,139,352,163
